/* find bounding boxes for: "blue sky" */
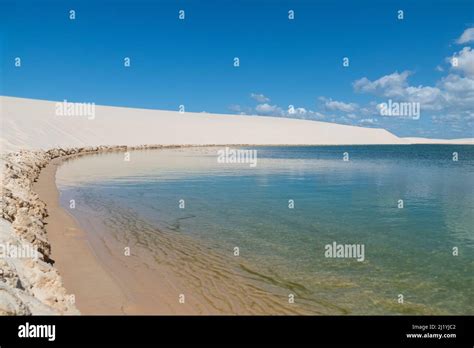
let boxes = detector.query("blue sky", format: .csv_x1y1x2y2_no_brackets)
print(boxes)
1,0,473,138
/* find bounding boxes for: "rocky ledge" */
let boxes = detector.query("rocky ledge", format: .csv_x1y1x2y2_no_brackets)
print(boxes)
0,144,176,315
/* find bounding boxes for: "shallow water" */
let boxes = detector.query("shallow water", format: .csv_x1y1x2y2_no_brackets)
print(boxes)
56,145,474,314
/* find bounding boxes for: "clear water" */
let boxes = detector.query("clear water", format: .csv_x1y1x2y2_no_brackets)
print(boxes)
57,145,474,314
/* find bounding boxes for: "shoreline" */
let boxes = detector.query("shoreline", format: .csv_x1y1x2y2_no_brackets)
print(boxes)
44,148,328,315
2,145,320,315
34,156,129,314
33,147,219,314
0,145,183,314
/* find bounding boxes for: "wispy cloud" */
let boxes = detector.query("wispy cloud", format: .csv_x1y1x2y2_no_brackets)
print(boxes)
359,118,377,124
319,97,359,113
228,97,328,121
456,27,474,44
448,46,474,77
353,65,474,114
353,71,412,98
255,103,284,115
250,93,270,103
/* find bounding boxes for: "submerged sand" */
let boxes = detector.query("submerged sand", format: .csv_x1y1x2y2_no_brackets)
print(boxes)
35,152,324,315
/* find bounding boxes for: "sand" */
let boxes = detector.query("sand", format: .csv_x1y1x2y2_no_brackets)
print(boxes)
33,156,129,314
3,97,472,155
33,151,328,315
403,137,474,144
0,96,403,153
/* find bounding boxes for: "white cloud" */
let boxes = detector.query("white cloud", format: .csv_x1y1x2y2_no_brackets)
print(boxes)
437,74,474,109
439,74,474,96
255,103,284,115
448,47,474,77
456,27,474,44
404,85,443,109
353,70,460,111
289,107,308,115
353,66,474,128
359,118,377,124
252,101,326,120
353,71,411,98
250,93,270,103
228,104,242,112
228,104,255,115
319,97,359,113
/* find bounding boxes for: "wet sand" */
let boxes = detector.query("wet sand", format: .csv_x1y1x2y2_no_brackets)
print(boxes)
34,154,317,315
34,157,129,314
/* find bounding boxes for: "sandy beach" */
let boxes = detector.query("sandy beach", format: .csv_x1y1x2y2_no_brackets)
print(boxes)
33,156,129,314
33,151,324,315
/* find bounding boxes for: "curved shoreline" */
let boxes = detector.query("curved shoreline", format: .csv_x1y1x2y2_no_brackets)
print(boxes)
2,145,321,315
0,145,182,314
34,155,130,314
48,149,325,315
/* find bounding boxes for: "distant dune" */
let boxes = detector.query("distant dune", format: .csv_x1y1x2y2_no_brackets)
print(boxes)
2,96,471,153
0,96,405,151
0,96,407,152
403,137,474,145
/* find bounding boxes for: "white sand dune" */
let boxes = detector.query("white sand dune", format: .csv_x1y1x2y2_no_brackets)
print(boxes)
403,137,474,144
2,96,472,153
0,96,407,152
0,97,474,152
